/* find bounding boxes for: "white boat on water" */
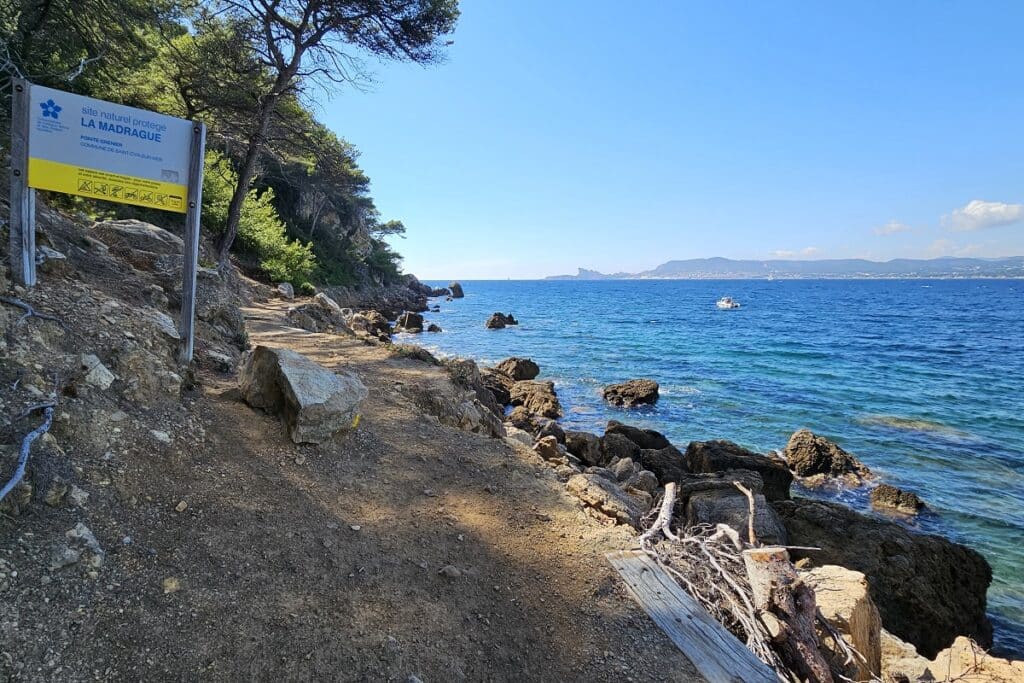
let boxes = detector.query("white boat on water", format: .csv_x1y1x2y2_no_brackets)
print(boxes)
716,296,741,309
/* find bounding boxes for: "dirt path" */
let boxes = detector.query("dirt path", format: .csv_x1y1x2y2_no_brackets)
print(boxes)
3,297,702,681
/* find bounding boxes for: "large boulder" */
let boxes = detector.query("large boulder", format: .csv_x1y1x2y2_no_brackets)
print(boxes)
870,483,925,515
509,380,562,418
565,431,602,466
882,634,1024,683
485,312,518,329
91,219,183,255
566,474,647,528
480,368,514,406
686,440,792,501
286,295,352,334
773,497,992,657
448,281,465,298
803,565,882,682
783,429,872,484
444,358,503,417
395,311,424,333
602,379,659,408
636,446,688,485
495,357,539,381
605,420,672,450
599,432,640,467
686,489,788,545
349,310,392,340
238,346,368,444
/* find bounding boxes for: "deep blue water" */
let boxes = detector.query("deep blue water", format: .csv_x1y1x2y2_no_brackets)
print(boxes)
405,279,1024,656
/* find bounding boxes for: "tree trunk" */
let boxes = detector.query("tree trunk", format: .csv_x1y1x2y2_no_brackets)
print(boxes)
743,546,834,683
215,93,278,268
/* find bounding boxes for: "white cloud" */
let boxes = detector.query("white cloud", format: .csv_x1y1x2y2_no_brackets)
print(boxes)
770,246,820,258
943,200,1024,231
874,220,911,236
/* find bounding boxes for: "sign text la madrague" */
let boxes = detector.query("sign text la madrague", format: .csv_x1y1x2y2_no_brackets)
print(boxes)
27,85,194,213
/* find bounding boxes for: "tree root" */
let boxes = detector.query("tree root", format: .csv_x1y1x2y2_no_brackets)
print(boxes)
0,296,66,329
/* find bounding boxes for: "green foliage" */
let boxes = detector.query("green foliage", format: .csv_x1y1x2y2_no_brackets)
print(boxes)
202,151,315,285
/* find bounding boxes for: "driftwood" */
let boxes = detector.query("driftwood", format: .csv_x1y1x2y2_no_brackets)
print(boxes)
635,481,867,682
743,547,834,683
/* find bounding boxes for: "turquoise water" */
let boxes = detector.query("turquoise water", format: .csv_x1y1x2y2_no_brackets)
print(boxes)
407,279,1024,656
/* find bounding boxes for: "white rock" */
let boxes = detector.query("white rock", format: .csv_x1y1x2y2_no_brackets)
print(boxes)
238,346,368,444
80,354,115,390
144,307,181,340
150,430,172,444
276,282,295,299
67,485,90,507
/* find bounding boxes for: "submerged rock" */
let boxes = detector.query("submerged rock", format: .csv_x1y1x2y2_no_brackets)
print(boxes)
870,483,925,515
774,497,992,657
238,346,367,444
783,429,871,484
686,440,793,501
602,379,659,408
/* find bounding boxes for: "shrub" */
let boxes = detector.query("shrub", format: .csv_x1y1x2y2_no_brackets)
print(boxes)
202,151,316,285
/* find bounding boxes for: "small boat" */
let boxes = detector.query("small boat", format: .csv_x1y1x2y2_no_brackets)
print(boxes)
716,296,741,310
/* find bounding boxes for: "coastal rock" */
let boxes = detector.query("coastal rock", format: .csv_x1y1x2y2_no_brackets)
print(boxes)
503,426,534,448
675,470,765,500
602,379,659,408
565,474,645,528
612,457,637,482
773,497,992,657
444,359,503,417
535,419,565,444
686,440,793,501
626,470,660,495
882,634,1024,683
495,357,540,381
395,311,424,333
485,312,518,329
803,565,882,682
349,310,392,339
480,368,514,406
605,421,672,450
870,483,926,515
448,282,465,298
686,489,788,545
426,323,442,333
238,345,368,444
509,380,562,418
565,431,602,466
599,433,640,467
533,436,561,462
636,446,688,485
783,429,871,483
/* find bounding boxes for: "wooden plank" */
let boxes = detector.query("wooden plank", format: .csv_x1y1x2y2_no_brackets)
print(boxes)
607,550,776,683
178,121,206,364
8,78,36,286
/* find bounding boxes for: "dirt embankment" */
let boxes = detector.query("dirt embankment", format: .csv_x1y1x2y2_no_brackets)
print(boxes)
0,206,700,681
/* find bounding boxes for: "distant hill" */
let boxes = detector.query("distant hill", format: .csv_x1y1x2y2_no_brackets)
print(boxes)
547,257,1024,280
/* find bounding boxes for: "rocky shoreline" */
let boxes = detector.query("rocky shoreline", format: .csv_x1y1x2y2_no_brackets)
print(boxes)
369,283,1021,680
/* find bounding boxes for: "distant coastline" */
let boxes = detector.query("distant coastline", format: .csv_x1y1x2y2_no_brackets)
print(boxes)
547,256,1024,280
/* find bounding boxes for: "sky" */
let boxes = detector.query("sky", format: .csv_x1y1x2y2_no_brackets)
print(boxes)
317,1,1024,279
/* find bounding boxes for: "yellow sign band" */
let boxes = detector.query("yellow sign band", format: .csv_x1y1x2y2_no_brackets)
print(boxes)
28,157,189,213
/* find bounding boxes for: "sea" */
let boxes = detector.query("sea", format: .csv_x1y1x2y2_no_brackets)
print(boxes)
405,278,1024,657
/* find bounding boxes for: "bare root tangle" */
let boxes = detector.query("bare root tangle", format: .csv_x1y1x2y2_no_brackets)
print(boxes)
637,491,878,682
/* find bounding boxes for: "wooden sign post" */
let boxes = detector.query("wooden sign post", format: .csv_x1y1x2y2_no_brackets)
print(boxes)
7,78,206,362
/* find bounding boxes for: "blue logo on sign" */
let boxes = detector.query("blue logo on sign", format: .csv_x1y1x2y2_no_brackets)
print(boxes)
40,99,62,119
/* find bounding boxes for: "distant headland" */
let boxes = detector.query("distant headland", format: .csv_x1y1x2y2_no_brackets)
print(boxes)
547,256,1024,280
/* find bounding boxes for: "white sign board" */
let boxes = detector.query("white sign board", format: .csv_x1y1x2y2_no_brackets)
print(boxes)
27,84,195,213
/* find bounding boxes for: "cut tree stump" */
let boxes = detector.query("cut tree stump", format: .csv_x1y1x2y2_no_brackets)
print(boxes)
607,550,776,683
743,546,833,683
